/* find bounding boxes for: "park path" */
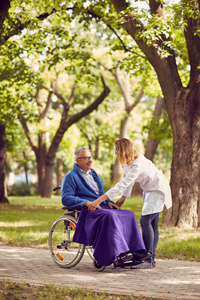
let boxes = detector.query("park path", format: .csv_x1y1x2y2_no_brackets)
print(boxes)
0,245,200,300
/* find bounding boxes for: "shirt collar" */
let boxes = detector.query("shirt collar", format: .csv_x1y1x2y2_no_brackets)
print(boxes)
80,169,92,175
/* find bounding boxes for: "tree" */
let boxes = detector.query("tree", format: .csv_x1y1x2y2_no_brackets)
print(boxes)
0,0,58,202
103,0,200,227
20,74,110,197
72,0,199,227
1,0,112,198
0,125,8,203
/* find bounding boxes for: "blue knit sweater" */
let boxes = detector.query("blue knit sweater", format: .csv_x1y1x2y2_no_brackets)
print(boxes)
61,163,111,208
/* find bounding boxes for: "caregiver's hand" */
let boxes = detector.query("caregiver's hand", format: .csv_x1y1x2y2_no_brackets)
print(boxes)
116,195,126,208
108,202,120,209
85,200,101,212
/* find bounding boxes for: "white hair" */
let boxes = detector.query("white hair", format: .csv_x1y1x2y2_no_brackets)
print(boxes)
73,147,90,162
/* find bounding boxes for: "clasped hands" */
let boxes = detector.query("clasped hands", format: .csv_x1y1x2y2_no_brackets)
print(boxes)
85,196,125,212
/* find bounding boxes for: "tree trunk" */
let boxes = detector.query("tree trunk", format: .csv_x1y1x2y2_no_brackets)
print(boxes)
36,132,46,196
56,158,63,196
112,116,128,183
112,158,124,183
88,140,92,152
23,151,29,185
0,125,8,203
94,137,99,160
42,161,54,198
0,0,10,45
198,177,200,227
162,88,200,227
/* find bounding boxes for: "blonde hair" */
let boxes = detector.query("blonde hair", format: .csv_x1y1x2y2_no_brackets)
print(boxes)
114,138,139,167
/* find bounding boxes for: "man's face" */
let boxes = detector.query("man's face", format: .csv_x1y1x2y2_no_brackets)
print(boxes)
76,150,93,172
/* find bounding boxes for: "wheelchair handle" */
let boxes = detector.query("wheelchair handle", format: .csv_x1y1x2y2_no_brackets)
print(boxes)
53,185,61,191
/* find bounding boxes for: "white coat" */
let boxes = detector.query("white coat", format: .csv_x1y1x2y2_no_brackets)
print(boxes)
106,154,172,215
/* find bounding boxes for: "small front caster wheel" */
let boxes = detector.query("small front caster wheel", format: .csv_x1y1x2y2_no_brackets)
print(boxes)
93,260,106,272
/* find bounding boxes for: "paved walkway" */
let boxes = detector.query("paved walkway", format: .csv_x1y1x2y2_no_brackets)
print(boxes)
0,246,200,300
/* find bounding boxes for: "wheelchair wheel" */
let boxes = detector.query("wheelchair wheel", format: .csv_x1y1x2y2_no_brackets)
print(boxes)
86,246,94,261
48,215,85,268
93,260,106,272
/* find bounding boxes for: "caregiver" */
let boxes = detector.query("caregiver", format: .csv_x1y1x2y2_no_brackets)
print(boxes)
89,138,172,269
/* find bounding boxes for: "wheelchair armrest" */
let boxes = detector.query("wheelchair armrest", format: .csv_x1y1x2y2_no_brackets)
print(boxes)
62,206,82,211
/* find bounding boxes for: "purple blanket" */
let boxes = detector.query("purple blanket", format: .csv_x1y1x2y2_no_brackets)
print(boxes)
73,204,145,266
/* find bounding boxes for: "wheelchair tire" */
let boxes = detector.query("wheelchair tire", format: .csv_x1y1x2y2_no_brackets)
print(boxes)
86,246,95,261
48,215,85,268
93,260,106,272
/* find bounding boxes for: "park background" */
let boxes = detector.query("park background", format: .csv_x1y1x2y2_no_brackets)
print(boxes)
1,1,200,298
0,0,200,259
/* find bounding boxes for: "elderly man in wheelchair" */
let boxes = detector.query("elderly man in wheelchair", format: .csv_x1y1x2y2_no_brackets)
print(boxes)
48,147,150,271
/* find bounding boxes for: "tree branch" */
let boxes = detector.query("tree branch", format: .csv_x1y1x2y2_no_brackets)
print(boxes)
100,62,130,107
149,0,166,17
19,115,38,155
35,85,52,120
0,0,10,29
46,75,110,164
184,2,200,86
68,83,77,108
128,84,145,113
101,62,144,113
87,9,145,58
87,9,129,53
110,0,182,122
35,87,40,106
40,85,53,120
113,64,130,110
65,80,110,129
1,6,74,46
43,79,77,110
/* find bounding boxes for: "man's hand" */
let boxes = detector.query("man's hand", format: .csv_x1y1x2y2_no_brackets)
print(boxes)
115,196,126,208
108,202,120,209
85,200,102,212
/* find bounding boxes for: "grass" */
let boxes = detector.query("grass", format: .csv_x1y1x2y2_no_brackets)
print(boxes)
0,280,163,300
0,196,200,261
0,196,61,248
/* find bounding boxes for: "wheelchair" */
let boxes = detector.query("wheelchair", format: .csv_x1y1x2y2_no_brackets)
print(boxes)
48,186,106,272
48,186,143,271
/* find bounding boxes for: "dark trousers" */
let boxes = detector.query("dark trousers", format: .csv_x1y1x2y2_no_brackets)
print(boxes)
140,212,160,263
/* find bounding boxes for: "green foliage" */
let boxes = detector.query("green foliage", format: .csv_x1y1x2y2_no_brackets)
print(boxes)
142,109,173,152
77,107,119,160
1,6,116,182
7,182,38,196
2,0,189,191
4,121,30,153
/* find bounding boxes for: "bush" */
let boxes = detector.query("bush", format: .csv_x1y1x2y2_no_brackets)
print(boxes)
8,182,38,196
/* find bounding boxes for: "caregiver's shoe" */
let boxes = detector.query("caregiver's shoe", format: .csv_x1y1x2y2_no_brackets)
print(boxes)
131,260,153,269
